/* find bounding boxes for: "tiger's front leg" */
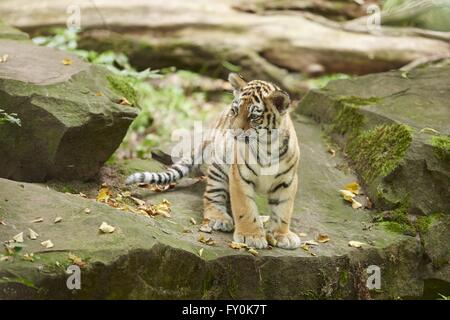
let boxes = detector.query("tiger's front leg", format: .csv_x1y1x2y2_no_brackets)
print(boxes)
267,172,301,249
229,164,268,249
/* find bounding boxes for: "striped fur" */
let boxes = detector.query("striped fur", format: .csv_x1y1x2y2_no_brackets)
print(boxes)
126,73,301,250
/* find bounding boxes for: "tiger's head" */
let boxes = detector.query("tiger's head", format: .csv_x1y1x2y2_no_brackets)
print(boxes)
228,73,291,132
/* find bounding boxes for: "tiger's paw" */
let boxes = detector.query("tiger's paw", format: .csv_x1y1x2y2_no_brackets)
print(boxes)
234,232,268,249
210,215,234,232
273,231,301,250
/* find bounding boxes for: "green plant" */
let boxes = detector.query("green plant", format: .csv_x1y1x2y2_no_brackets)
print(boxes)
0,109,21,126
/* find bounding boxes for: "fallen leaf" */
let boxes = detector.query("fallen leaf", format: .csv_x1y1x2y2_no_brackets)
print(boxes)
310,252,317,256
12,232,24,243
62,58,73,65
190,217,197,225
0,255,12,262
84,208,91,214
0,220,6,226
22,253,34,262
68,253,87,268
229,241,247,249
304,240,319,246
266,233,277,246
298,232,307,237
79,192,87,198
419,127,440,134
99,222,115,233
301,243,310,252
317,233,330,243
130,196,145,206
54,217,63,223
95,91,103,97
344,182,361,195
348,240,365,248
41,240,54,249
198,248,204,257
0,54,9,63
248,248,259,256
96,185,111,203
339,189,355,202
327,148,336,157
118,97,131,106
198,234,215,246
199,224,212,233
28,228,39,240
351,199,363,209
182,227,192,233
31,217,43,223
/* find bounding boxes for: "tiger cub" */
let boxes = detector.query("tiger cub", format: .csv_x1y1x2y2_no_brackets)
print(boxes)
126,73,300,249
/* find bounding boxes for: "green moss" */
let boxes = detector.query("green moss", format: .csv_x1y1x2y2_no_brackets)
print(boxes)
431,135,450,162
380,221,415,235
415,215,434,234
339,271,349,286
107,74,138,106
347,124,412,182
337,96,381,107
332,105,365,136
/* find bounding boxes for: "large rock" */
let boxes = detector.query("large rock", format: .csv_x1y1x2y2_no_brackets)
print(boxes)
298,64,450,216
0,38,138,182
0,114,436,299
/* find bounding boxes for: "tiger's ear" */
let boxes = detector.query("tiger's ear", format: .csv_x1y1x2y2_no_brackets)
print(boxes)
267,90,291,114
228,73,247,93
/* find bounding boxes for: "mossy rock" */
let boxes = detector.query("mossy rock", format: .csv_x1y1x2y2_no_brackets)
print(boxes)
0,39,138,182
298,65,450,216
0,115,433,299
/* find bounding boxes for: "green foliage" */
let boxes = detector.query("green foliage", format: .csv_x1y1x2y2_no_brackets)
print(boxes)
0,109,21,126
32,28,160,80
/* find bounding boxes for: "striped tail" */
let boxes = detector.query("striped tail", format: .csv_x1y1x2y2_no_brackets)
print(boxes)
125,160,193,185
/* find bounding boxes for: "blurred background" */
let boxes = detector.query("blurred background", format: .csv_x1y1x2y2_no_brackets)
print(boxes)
1,0,449,159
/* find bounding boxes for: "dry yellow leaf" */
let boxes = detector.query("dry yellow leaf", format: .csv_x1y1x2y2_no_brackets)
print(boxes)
301,243,310,252
327,148,336,157
351,199,363,209
41,240,54,249
118,97,131,106
62,58,73,65
54,217,63,223
298,232,307,237
28,228,39,240
345,182,361,195
339,189,355,202
229,241,247,249
95,91,103,97
99,222,115,233
190,217,197,225
198,248,204,257
199,224,212,233
96,185,111,203
304,240,319,246
12,232,24,243
68,253,87,268
348,240,365,248
84,208,91,214
419,127,439,134
317,233,330,243
0,54,9,63
248,248,259,256
22,253,34,262
31,217,43,223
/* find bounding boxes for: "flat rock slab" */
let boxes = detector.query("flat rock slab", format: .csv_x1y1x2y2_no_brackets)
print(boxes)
0,115,425,299
0,21,28,40
0,40,89,85
0,39,137,182
299,65,450,215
